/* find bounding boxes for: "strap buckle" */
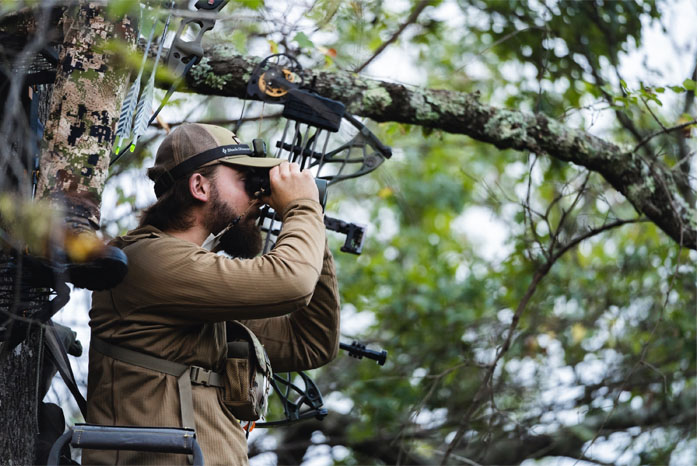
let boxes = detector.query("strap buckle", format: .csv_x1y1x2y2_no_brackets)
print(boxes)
190,366,211,386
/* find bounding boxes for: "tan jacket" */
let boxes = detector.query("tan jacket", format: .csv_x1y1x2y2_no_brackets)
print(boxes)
84,200,340,465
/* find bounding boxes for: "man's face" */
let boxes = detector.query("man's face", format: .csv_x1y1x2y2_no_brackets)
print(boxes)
205,165,263,258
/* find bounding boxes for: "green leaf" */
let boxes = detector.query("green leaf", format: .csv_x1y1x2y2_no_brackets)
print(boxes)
230,30,248,54
105,0,140,19
683,78,697,93
293,32,315,51
649,95,662,106
234,0,264,8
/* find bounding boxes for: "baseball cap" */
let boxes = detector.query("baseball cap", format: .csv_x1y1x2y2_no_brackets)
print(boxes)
149,123,282,198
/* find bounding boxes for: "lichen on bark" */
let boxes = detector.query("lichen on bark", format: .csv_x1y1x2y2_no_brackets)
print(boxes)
190,56,232,91
361,85,392,112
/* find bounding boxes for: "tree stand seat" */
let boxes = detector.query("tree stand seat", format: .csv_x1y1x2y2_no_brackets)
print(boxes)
47,424,204,465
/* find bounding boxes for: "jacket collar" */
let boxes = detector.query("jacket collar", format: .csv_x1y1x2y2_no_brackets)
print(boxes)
114,225,162,248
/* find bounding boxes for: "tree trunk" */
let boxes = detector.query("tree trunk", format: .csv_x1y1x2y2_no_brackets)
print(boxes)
0,79,54,466
0,259,45,464
0,3,135,463
36,2,136,225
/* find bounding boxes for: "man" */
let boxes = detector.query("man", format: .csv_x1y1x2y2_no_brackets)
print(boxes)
85,123,340,464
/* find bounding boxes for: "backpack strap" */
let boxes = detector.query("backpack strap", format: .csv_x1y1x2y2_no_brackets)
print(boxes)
91,336,223,431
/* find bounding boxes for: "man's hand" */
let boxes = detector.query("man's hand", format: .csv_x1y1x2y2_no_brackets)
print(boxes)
265,162,319,213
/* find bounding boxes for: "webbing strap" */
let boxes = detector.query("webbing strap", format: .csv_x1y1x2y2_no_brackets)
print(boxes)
177,371,195,430
92,336,187,377
90,336,223,435
44,322,88,419
90,336,224,387
153,143,254,197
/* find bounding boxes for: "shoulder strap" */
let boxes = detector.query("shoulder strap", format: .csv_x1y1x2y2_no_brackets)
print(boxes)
44,322,87,419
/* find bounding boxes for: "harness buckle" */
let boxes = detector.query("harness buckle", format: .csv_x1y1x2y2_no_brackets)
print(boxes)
190,366,211,386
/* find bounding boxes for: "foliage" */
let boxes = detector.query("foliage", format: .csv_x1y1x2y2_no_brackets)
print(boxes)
0,0,693,465
227,1,695,464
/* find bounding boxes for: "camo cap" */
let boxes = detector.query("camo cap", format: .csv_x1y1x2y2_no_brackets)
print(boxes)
149,123,281,197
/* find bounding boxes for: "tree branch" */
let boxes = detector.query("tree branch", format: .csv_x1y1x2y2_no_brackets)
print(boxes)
180,48,696,249
441,218,642,465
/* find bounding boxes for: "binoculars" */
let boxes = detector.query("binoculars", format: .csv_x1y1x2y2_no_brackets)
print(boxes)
244,139,328,207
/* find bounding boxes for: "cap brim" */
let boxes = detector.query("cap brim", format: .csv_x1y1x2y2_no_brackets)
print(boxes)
219,155,283,168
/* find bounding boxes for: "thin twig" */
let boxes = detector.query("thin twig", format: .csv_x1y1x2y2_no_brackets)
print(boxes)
476,26,544,58
440,218,642,465
641,96,668,131
354,0,431,73
576,245,684,464
164,112,284,129
631,120,697,154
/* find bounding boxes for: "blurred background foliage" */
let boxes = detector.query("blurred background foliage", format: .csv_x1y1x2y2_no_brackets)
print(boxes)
42,0,696,464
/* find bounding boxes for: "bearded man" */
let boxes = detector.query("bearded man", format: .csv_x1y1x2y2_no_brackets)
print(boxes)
85,123,340,465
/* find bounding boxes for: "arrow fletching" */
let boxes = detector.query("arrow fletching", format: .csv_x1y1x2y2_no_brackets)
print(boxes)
130,78,153,150
113,17,157,154
114,79,140,154
129,9,172,152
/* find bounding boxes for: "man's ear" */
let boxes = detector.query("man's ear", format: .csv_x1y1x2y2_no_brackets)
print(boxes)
189,173,211,202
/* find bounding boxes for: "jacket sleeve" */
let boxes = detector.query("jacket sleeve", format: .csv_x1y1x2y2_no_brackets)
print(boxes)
110,199,327,322
240,241,340,372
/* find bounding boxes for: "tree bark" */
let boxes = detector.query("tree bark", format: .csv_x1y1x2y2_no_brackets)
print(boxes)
181,46,696,249
0,268,44,464
35,3,137,224
0,3,135,464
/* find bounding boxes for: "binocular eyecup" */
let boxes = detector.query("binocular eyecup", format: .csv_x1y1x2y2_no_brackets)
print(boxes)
244,169,328,208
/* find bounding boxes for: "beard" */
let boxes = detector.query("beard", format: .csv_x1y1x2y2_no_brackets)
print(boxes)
205,186,262,259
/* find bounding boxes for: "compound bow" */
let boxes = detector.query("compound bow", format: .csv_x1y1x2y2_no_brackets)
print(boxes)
239,53,391,427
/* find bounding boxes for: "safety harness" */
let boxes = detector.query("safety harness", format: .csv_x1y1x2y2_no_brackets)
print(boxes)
90,336,224,431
